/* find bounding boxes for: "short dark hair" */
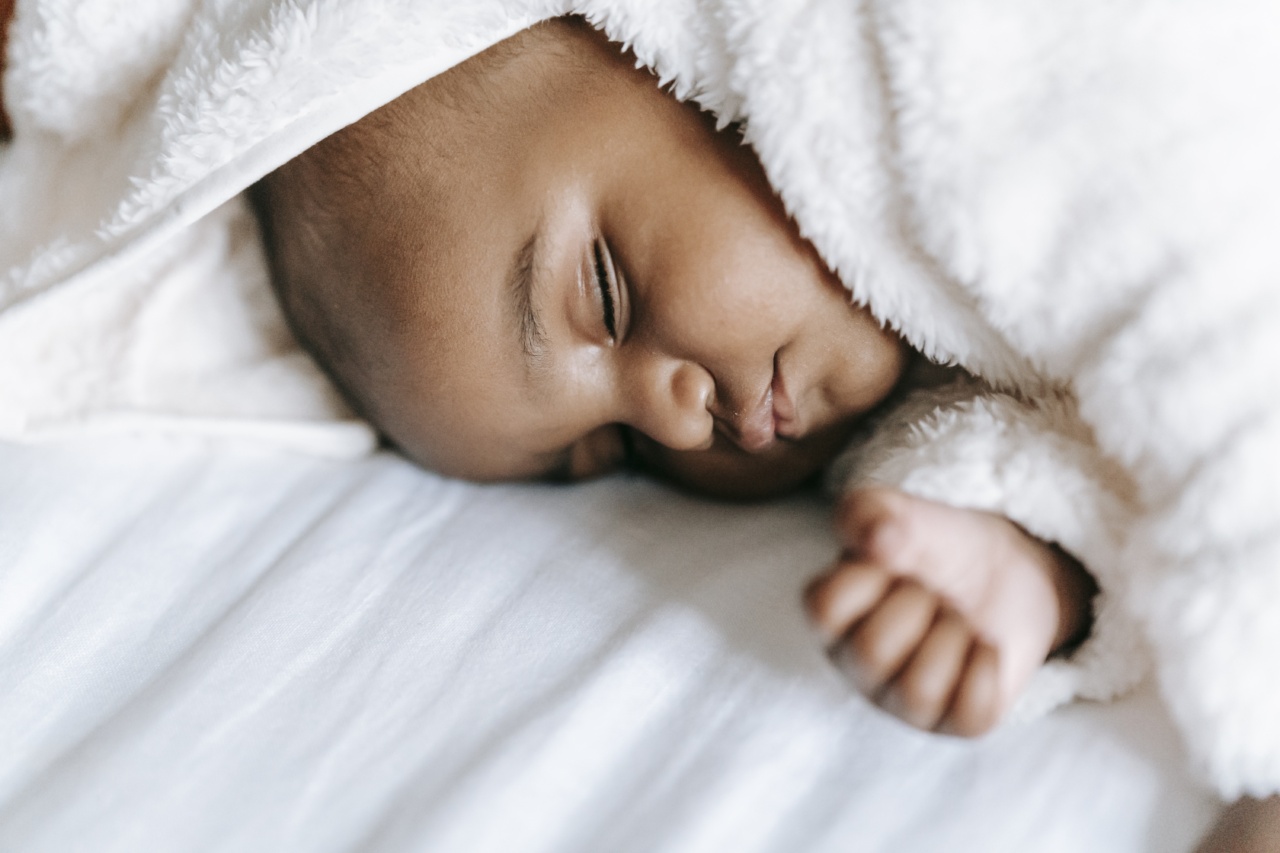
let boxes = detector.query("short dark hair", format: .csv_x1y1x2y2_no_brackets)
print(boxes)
247,17,575,425
248,134,381,421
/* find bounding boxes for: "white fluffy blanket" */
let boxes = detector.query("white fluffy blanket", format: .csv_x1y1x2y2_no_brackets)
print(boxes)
3,0,1280,798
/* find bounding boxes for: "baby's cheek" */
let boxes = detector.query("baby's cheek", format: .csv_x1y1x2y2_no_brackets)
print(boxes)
562,426,630,482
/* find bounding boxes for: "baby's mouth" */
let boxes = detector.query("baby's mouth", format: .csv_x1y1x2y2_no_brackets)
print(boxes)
771,354,803,440
729,384,778,453
715,354,805,454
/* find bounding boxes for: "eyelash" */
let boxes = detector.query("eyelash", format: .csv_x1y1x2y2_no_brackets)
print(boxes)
593,240,617,341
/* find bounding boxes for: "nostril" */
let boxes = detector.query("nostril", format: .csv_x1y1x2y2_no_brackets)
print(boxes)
682,367,717,449
665,403,715,451
628,357,717,452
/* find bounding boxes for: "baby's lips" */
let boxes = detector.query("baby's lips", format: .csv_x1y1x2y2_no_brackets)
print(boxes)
733,386,778,452
771,362,813,443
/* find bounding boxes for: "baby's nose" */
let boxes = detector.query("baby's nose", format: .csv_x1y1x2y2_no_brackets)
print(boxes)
629,358,714,451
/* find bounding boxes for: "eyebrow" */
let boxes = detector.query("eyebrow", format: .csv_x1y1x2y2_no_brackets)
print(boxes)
508,228,549,371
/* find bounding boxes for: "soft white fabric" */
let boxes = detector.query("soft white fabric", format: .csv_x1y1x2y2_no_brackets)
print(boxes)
0,0,556,454
0,437,1219,852
816,3,1280,799
3,0,1280,800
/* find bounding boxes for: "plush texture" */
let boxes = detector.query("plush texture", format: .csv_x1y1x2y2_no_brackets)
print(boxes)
2,0,1278,798
818,2,1280,799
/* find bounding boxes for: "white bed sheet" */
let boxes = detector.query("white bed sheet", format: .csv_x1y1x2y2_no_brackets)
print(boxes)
0,437,1219,852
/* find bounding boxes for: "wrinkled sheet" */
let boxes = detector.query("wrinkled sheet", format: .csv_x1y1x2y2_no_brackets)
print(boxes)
0,438,1218,852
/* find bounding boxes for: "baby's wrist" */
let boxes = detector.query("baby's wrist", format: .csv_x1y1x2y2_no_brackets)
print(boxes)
1044,543,1097,657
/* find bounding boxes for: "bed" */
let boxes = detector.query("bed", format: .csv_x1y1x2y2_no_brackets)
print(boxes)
4,0,1269,844
0,435,1218,851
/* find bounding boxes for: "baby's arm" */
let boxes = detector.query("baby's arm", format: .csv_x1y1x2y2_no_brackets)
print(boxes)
806,486,1096,734
821,372,1149,727
819,376,1280,848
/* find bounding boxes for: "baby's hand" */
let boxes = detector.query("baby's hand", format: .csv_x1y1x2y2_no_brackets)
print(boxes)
804,487,1094,736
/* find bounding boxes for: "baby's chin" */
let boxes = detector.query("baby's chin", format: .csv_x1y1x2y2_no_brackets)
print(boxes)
636,426,854,502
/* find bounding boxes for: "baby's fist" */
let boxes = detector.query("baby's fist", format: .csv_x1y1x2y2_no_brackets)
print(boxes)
805,487,1088,737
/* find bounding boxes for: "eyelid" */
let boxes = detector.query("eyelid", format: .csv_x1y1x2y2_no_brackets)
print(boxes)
593,239,616,341
593,237,631,344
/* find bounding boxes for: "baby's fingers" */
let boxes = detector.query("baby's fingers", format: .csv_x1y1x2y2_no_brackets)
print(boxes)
881,610,974,731
837,582,938,694
939,643,1002,737
804,561,893,645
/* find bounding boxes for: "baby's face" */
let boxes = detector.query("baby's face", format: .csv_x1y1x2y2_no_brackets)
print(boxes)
296,20,907,497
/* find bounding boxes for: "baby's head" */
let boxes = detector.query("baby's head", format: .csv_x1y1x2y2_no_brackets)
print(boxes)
251,17,907,499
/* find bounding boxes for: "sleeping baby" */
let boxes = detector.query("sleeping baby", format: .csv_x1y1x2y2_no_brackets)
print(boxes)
5,3,1279,850
245,16,1280,851
250,17,1095,742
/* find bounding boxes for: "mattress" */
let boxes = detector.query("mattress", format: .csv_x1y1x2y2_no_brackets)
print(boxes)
0,436,1219,852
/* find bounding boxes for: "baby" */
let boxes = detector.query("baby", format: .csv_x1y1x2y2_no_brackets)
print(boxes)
250,17,1092,741
242,16,1273,852
3,2,1277,848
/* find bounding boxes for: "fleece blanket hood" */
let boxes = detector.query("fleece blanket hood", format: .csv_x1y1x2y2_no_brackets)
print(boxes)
0,0,1032,451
